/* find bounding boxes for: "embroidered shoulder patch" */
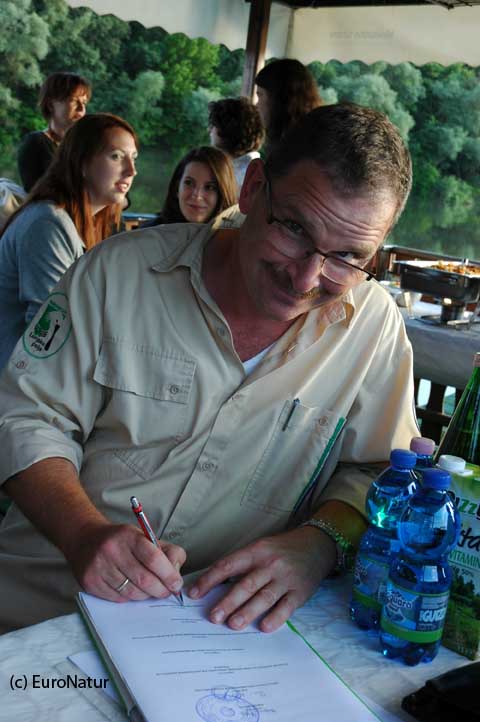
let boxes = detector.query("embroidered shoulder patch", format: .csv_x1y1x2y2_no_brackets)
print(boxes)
23,292,72,359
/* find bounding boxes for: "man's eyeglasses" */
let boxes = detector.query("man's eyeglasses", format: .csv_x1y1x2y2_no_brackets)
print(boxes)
264,176,375,285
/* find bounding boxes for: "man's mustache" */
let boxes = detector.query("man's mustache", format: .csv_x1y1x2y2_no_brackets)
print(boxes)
269,264,322,301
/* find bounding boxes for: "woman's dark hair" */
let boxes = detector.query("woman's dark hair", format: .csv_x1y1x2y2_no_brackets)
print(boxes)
208,98,264,158
162,146,237,223
39,72,92,121
255,59,322,150
2,113,138,249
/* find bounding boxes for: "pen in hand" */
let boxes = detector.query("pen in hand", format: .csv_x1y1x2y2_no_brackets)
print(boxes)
130,496,184,606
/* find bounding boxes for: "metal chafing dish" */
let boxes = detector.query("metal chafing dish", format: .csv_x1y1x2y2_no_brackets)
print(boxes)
396,259,480,325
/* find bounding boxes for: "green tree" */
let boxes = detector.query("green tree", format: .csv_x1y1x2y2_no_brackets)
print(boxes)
156,34,220,146
182,87,221,150
124,23,167,77
383,62,425,111
329,71,414,141
127,71,165,145
1,0,49,88
0,0,49,168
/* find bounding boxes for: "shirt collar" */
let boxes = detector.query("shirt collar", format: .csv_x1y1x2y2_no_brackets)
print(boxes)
150,223,212,286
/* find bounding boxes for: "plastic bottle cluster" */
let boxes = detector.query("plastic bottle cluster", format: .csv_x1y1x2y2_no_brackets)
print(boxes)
379,467,460,665
350,438,460,666
350,448,419,631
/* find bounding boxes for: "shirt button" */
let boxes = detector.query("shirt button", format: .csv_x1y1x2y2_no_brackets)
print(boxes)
201,462,214,472
217,327,226,337
169,384,179,395
167,531,180,540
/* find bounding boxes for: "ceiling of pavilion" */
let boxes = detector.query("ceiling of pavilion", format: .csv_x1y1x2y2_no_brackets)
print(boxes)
66,1,480,65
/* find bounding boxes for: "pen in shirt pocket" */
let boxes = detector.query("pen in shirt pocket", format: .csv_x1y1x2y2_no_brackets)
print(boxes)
282,397,300,431
130,496,184,606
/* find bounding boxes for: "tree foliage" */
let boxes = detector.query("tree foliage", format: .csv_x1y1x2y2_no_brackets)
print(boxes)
2,0,480,255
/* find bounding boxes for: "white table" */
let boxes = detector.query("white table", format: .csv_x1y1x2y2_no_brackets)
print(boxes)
0,577,470,722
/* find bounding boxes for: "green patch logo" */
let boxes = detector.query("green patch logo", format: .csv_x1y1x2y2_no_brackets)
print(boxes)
23,292,72,358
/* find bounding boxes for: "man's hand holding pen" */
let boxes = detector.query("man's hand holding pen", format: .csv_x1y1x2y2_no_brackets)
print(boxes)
65,519,185,604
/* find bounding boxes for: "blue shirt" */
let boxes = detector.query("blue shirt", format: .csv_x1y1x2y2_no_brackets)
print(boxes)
0,201,84,371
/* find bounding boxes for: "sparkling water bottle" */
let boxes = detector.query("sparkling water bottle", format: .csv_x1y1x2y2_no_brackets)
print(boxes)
350,449,418,630
435,352,480,466
410,436,435,481
380,467,461,665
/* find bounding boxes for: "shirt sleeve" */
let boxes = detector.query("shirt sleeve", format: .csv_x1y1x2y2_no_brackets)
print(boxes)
17,215,83,327
0,254,104,485
17,134,54,193
311,303,420,516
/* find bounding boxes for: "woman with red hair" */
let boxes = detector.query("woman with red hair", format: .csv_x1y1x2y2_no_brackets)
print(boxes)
0,113,138,371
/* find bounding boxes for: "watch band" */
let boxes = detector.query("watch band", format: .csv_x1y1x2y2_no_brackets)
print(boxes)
300,518,355,575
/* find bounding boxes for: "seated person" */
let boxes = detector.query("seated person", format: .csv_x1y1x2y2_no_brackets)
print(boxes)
0,178,26,233
208,97,264,195
0,113,138,372
0,103,419,634
17,71,91,192
255,59,322,155
143,146,237,227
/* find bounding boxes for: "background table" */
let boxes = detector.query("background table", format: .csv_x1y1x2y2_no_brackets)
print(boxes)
0,577,470,722
403,306,480,391
381,284,480,441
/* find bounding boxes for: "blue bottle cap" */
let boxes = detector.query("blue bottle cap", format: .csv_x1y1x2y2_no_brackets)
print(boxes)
421,467,451,490
390,448,417,468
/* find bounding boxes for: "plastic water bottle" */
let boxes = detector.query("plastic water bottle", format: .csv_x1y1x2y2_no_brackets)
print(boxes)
350,449,418,630
410,436,435,481
380,467,461,665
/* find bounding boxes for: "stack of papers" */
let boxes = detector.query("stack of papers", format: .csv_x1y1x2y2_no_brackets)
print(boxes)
76,587,383,722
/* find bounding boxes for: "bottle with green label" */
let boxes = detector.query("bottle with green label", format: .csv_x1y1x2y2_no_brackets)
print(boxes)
380,467,460,665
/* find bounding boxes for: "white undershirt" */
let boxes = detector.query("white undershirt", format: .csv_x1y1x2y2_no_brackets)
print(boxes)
242,344,274,375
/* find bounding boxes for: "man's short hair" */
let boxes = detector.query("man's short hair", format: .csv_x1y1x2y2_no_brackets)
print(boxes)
265,102,412,229
39,72,92,120
208,97,264,158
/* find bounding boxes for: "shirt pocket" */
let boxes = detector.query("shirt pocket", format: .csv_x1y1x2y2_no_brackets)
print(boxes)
93,338,196,479
241,401,340,516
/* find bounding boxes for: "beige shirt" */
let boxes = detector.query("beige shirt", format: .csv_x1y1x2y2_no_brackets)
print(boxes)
0,222,418,630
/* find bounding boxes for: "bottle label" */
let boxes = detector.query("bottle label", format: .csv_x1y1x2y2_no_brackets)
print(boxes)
352,552,390,611
444,462,480,658
381,582,450,642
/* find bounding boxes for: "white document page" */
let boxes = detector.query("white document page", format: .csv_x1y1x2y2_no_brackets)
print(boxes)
78,587,381,722
68,650,120,703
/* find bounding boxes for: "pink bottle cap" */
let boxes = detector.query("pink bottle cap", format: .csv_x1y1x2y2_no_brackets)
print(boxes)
410,436,435,455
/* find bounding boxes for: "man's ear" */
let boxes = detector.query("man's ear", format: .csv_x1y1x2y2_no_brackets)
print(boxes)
238,158,265,215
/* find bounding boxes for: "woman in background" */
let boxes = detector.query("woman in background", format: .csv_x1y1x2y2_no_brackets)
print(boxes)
143,146,237,227
255,59,322,155
17,71,92,192
208,97,264,196
0,112,138,371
